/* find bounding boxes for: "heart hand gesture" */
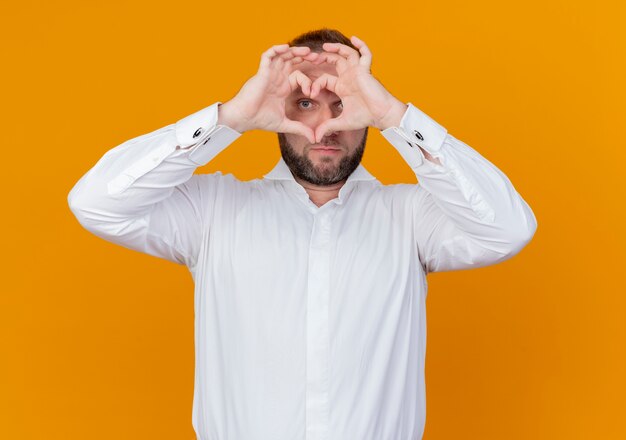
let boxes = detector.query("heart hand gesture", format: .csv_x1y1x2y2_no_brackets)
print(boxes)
218,37,407,144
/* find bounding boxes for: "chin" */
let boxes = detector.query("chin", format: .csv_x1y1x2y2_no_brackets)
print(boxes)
311,158,341,169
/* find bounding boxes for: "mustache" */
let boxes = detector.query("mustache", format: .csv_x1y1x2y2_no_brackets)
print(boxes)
312,134,340,146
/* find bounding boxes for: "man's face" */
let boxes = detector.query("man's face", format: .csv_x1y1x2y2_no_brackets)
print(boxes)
279,60,368,186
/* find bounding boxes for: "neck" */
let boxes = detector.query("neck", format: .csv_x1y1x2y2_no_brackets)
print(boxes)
294,176,346,208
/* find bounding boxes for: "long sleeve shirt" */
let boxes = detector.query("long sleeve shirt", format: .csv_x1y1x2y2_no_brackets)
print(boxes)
67,101,537,440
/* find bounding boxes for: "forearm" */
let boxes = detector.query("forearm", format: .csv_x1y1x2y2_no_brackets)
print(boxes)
68,102,240,233
382,103,537,256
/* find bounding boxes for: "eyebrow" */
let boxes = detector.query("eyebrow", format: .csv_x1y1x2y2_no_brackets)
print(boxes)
288,91,342,103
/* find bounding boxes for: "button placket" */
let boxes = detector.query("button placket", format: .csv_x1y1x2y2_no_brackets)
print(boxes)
305,211,332,440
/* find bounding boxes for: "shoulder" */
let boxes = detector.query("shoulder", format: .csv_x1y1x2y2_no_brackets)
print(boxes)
350,181,426,216
190,171,248,187
192,173,277,203
357,180,424,200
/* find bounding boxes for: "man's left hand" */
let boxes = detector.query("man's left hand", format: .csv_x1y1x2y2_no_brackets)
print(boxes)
309,36,408,142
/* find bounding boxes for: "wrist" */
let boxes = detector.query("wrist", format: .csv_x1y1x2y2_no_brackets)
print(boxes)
217,100,248,133
375,99,408,131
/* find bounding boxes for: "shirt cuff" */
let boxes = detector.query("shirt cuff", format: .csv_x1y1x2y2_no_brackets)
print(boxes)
175,102,242,166
380,102,448,169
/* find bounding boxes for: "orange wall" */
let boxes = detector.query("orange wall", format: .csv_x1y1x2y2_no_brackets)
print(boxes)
1,1,624,439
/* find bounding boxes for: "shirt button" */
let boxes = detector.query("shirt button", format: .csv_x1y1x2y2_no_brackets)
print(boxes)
414,130,424,141
193,128,203,138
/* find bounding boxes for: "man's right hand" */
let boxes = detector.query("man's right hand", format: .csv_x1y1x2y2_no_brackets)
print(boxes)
217,44,319,144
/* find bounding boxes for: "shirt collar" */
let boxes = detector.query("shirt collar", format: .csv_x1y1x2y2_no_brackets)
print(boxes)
263,156,377,206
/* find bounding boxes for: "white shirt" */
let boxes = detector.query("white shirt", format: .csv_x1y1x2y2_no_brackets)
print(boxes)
68,101,537,440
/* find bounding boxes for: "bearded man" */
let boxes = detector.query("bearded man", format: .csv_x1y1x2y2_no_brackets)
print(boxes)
68,28,537,440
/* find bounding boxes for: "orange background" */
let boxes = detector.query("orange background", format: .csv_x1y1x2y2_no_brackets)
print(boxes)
2,0,624,439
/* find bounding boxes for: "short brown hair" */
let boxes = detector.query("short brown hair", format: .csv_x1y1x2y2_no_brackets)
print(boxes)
287,28,357,53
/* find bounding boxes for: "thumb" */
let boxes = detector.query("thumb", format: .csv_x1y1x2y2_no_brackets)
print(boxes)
314,117,344,143
281,119,316,144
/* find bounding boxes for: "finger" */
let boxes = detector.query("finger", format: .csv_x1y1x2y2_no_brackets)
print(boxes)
282,120,316,144
268,53,287,72
289,46,312,57
312,52,348,72
310,52,329,64
278,46,314,62
301,51,320,62
322,42,359,64
288,70,312,96
351,35,372,69
279,52,297,62
315,118,344,143
288,51,320,66
310,73,338,99
259,44,290,69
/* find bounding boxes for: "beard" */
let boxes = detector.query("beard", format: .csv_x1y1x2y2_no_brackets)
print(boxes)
277,128,368,186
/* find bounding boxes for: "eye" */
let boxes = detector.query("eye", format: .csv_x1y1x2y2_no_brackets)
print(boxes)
298,99,313,110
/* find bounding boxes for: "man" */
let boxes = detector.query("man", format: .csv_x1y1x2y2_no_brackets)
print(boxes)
68,28,537,440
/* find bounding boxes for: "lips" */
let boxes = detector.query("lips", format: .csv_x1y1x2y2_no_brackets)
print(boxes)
311,145,340,151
